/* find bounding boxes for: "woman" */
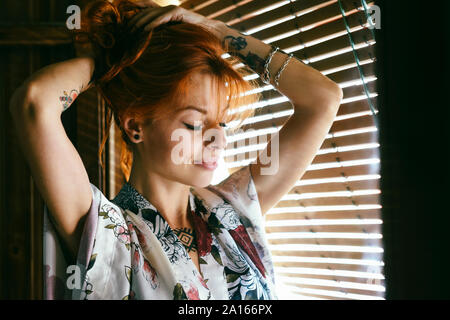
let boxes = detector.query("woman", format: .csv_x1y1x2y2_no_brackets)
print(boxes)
9,0,342,300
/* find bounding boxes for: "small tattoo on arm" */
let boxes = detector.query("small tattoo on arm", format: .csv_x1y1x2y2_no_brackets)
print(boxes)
223,35,248,51
59,89,79,111
233,51,266,76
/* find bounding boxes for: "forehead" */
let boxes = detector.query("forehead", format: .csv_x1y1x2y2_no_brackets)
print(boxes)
178,72,228,118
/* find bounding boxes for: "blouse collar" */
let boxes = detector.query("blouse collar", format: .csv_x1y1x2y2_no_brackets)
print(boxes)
112,182,197,230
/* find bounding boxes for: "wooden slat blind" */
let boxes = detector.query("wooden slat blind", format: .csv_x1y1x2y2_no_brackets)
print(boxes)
180,0,384,300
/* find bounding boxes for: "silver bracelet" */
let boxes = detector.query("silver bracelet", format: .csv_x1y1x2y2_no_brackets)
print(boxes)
262,46,279,85
274,53,294,87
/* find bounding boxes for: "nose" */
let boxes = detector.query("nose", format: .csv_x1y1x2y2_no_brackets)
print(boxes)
204,125,227,152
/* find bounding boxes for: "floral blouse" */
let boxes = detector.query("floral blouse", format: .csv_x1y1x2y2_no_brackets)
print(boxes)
43,165,277,300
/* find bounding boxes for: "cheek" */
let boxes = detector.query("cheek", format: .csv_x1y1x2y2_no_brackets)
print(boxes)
164,129,199,164
145,125,206,165
143,129,173,161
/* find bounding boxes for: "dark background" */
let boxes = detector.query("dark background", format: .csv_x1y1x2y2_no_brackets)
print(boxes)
0,0,107,299
377,0,450,299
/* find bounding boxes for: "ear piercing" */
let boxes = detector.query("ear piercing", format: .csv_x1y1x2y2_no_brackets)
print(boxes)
134,134,139,140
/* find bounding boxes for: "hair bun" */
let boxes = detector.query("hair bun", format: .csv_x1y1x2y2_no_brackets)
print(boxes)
75,0,147,85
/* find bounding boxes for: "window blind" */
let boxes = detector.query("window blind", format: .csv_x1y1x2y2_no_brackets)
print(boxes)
179,0,384,300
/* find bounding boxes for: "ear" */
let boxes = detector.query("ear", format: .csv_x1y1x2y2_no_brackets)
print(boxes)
122,116,144,143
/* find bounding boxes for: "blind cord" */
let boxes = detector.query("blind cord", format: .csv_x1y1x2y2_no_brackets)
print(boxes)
361,0,377,40
337,0,379,129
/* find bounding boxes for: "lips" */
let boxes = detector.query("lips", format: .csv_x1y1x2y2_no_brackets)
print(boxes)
196,160,218,170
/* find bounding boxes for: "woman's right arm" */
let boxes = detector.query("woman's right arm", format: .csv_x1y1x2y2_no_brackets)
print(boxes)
9,56,95,261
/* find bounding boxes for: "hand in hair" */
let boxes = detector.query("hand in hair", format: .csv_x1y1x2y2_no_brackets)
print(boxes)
133,0,161,8
127,3,224,39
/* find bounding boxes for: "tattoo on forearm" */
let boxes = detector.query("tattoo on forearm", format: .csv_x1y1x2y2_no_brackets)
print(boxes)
59,88,80,111
234,51,267,76
223,35,248,51
223,33,266,76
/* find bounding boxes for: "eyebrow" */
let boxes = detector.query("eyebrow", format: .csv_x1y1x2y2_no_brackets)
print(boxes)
177,105,229,122
180,105,208,115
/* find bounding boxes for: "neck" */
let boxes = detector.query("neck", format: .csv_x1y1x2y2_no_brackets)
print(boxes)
127,154,192,228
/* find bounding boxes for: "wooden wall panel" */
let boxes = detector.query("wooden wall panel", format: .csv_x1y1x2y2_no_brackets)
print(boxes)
1,47,33,299
1,43,78,299
0,0,108,299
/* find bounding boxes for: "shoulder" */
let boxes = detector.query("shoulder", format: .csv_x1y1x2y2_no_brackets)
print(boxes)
193,165,263,222
209,166,259,207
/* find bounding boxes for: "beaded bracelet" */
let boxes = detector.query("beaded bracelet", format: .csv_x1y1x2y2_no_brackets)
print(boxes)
274,53,294,87
262,45,279,85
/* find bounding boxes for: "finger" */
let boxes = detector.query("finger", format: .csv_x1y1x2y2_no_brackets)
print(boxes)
140,6,182,31
132,0,146,8
131,7,171,31
143,12,181,32
134,0,160,8
128,6,166,29
127,7,154,28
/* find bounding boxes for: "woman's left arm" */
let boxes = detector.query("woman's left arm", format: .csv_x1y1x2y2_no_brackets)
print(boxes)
216,22,343,111
213,22,343,215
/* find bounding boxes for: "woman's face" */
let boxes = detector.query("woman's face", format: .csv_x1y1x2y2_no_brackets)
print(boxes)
137,72,228,188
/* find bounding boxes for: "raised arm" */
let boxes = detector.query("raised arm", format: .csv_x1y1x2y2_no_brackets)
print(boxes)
9,56,95,261
217,23,343,215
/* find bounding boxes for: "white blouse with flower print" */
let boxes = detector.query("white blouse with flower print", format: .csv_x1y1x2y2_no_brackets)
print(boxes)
43,165,278,300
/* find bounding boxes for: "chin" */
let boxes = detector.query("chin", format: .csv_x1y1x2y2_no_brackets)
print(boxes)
172,162,217,188
186,165,215,188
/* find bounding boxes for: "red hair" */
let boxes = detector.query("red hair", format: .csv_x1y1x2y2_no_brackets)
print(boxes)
75,0,261,181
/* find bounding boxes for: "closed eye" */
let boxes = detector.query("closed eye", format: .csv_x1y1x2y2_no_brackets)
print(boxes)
183,122,202,131
184,122,227,130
